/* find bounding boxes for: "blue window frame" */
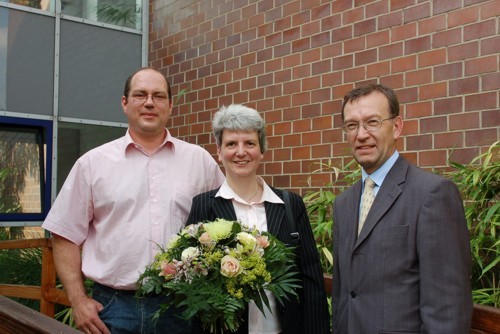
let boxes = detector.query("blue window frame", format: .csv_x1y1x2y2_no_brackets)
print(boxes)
0,116,53,222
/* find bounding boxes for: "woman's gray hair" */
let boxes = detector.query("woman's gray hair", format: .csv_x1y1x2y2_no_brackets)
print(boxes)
212,104,267,153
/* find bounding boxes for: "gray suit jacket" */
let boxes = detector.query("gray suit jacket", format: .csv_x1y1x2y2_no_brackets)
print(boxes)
187,187,330,334
332,156,472,334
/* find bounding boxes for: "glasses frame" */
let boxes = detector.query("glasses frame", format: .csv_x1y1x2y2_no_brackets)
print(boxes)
342,116,396,135
130,93,169,105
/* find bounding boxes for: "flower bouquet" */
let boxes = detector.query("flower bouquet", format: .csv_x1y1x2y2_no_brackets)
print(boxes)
137,218,300,333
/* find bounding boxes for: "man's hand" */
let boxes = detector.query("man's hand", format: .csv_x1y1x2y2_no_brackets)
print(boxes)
72,295,110,334
51,235,110,334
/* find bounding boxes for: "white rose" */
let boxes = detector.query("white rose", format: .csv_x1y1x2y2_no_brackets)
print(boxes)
181,247,200,262
236,232,257,249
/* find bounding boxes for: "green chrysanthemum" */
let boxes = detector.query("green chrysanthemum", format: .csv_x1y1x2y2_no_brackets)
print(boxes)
203,218,234,242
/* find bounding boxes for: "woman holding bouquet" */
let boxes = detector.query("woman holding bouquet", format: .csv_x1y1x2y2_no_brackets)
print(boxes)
186,104,330,334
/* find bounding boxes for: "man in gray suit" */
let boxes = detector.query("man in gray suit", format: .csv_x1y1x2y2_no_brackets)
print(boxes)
332,84,472,333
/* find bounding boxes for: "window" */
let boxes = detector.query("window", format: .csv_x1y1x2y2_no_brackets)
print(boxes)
0,0,55,11
56,122,125,191
0,116,52,223
62,0,142,30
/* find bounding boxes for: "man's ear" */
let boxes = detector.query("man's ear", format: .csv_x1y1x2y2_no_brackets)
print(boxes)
393,116,403,140
121,96,128,114
168,98,173,116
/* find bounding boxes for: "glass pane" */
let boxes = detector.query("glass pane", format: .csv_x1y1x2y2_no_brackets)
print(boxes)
0,125,43,215
0,7,54,114
56,122,126,191
59,19,141,123
62,0,142,29
0,0,55,11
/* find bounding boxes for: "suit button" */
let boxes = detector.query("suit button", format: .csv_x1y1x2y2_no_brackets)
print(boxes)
350,291,356,298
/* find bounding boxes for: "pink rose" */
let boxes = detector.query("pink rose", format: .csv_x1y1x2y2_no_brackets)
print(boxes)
220,255,243,277
256,235,270,248
159,261,177,278
198,232,213,246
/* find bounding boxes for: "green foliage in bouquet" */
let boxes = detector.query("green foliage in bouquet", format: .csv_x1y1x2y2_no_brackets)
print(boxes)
137,218,300,333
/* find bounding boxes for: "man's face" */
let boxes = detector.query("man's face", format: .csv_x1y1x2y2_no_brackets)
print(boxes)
121,69,172,139
343,92,403,174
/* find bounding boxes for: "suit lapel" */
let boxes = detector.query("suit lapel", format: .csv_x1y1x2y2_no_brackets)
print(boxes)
355,156,408,247
211,194,238,221
265,200,285,236
344,181,363,250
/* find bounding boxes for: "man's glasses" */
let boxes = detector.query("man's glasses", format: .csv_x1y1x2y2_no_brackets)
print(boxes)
342,117,396,135
130,93,169,104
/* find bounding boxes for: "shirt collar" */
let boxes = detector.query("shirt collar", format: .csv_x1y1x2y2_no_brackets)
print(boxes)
123,128,175,154
362,150,399,187
216,176,283,205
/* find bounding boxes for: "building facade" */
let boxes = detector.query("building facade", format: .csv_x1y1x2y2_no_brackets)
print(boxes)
1,0,499,226
0,0,147,226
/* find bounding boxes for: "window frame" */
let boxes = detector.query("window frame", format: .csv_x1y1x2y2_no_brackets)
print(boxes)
0,116,53,224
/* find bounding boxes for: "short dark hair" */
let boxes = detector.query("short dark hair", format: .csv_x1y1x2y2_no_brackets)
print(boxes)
341,84,400,121
123,67,171,100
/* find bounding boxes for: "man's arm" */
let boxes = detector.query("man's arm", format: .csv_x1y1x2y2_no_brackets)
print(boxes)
418,178,473,333
52,234,110,334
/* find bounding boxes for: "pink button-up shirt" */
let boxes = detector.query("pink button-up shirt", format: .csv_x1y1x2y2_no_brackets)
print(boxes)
43,130,224,289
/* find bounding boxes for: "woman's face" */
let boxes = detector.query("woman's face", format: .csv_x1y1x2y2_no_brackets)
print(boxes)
217,129,263,180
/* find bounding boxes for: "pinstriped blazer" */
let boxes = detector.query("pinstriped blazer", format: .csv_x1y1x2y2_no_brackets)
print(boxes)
186,187,330,334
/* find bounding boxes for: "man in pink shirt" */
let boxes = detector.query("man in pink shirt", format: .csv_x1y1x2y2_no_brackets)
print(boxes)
42,68,225,334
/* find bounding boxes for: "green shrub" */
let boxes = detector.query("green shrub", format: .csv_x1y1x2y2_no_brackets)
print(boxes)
448,141,499,307
303,159,360,274
0,230,42,310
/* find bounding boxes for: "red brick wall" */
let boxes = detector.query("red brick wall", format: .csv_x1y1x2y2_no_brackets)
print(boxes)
149,0,499,194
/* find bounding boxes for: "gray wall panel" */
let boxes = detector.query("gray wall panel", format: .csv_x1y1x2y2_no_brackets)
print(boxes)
59,20,141,123
2,8,54,115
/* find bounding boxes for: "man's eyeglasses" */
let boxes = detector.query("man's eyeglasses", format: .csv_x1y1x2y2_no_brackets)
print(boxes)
130,93,169,104
342,117,396,135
